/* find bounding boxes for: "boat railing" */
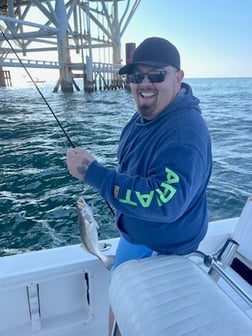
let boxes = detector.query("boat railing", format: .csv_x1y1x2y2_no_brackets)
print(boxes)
190,247,252,307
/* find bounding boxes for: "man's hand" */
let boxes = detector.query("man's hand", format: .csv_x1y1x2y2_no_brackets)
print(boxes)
67,147,96,181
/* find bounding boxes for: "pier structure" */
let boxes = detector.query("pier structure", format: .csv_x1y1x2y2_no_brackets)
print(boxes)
0,0,140,92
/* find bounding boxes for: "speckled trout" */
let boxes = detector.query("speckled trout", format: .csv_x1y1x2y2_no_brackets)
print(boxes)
77,198,115,270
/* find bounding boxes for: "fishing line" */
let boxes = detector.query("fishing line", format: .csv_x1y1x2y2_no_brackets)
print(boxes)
0,28,75,148
1,28,115,216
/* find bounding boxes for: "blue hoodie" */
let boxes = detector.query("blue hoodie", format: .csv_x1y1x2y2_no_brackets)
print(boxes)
85,83,212,255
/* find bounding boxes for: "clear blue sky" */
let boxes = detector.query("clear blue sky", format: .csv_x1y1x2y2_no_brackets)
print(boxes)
120,0,252,78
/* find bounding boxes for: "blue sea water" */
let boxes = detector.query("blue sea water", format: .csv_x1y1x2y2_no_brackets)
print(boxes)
0,77,252,256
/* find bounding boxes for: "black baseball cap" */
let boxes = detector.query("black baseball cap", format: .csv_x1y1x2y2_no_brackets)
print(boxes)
119,37,180,75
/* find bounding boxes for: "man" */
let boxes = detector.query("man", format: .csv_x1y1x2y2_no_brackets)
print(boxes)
67,36,212,267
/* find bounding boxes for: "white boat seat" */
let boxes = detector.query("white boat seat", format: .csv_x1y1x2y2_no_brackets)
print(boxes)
232,196,252,265
109,255,252,336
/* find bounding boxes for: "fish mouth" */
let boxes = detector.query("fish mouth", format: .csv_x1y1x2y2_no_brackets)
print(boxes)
77,197,85,209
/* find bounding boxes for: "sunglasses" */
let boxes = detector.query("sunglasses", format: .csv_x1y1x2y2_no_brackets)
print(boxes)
129,70,168,84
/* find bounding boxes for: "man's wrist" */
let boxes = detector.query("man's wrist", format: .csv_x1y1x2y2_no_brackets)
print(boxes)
77,158,92,180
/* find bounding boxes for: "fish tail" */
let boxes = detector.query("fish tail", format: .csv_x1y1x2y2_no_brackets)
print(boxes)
102,255,115,270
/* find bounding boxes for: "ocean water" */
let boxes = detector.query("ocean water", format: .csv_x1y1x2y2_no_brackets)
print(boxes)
0,78,252,256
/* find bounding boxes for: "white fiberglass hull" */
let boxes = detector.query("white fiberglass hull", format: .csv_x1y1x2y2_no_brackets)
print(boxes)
0,217,251,336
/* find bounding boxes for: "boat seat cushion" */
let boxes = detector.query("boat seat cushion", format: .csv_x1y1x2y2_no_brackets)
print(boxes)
232,196,252,264
109,255,252,336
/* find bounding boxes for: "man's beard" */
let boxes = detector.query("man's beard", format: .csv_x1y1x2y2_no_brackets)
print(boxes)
138,104,154,120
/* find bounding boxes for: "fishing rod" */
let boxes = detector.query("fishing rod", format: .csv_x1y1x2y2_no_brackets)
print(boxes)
0,28,75,148
1,28,115,216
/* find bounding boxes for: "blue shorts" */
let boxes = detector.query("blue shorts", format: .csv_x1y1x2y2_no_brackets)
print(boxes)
113,235,155,269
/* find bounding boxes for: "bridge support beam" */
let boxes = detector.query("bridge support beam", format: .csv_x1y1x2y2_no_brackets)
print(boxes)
84,56,94,92
55,0,74,92
0,68,6,86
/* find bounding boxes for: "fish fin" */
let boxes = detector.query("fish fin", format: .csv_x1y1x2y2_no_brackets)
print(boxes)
84,218,91,228
80,243,114,271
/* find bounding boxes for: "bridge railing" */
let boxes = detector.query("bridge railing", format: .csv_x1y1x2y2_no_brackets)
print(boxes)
0,57,60,69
